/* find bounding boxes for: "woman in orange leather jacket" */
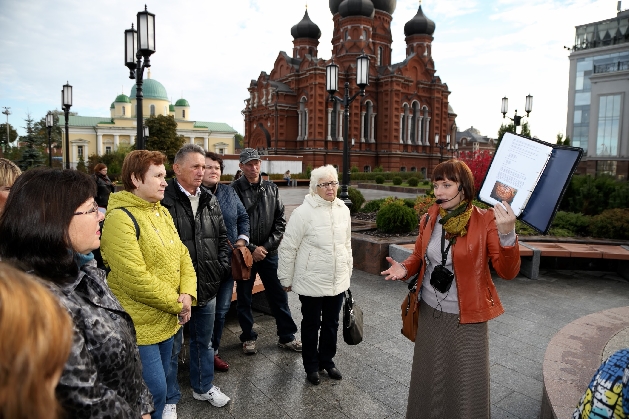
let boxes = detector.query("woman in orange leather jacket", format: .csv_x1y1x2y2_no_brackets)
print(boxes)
382,160,520,419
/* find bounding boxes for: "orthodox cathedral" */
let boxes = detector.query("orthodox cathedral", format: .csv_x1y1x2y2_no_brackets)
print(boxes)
243,0,457,177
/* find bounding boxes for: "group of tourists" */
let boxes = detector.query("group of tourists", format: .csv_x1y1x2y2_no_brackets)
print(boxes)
4,150,618,419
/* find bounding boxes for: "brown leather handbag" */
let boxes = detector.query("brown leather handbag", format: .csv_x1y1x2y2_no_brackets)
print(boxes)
401,273,420,342
228,240,253,281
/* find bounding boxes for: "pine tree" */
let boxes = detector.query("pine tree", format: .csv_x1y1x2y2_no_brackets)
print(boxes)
17,113,44,171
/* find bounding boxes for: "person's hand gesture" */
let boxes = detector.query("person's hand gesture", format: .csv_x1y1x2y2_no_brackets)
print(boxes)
494,201,516,235
252,246,267,262
178,293,192,325
381,257,407,281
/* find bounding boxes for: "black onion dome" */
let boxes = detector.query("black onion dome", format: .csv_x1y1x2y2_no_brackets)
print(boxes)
371,0,396,15
330,0,343,14
339,0,375,18
404,5,436,36
291,10,321,39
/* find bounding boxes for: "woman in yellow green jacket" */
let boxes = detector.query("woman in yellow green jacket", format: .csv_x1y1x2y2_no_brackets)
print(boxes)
101,150,197,419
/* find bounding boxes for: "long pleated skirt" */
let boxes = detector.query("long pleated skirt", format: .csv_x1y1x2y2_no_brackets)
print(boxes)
405,301,490,419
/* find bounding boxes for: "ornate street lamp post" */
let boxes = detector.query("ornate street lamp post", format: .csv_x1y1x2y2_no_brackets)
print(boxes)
325,54,370,208
125,6,156,150
62,82,72,169
501,94,533,134
46,112,54,167
435,133,452,163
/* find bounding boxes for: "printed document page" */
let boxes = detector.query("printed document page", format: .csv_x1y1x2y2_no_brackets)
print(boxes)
479,133,553,216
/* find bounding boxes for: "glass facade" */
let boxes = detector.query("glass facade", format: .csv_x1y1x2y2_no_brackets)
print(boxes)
596,94,621,156
571,51,629,152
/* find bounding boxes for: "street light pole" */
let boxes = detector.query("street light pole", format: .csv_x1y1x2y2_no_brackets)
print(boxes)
46,112,54,167
62,82,72,169
125,6,156,150
1,107,10,155
501,94,533,134
326,54,370,208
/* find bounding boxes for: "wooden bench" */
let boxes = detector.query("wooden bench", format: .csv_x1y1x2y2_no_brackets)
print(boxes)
519,242,629,280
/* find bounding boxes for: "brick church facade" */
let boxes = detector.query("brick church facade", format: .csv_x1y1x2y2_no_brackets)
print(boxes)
242,0,457,178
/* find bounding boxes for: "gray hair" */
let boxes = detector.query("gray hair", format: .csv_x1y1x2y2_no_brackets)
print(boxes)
174,143,205,164
309,165,339,196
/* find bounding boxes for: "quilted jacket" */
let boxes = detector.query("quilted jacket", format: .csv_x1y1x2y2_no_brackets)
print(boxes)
47,260,154,418
161,179,230,306
100,191,197,345
278,194,352,297
402,204,520,324
203,182,250,245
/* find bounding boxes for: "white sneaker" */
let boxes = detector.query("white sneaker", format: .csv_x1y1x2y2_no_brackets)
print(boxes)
162,404,177,419
192,386,231,407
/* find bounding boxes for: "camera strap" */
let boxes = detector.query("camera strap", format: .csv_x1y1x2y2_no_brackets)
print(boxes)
440,228,453,267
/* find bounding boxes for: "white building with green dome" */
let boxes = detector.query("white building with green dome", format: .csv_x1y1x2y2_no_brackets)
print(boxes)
59,73,237,167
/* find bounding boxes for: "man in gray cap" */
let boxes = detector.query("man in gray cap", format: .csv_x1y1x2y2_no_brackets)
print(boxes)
231,148,301,355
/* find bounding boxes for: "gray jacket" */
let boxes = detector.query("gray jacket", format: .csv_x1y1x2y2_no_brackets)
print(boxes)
231,176,286,255
48,260,153,418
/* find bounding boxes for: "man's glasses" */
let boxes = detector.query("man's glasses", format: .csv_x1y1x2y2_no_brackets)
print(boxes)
74,201,99,216
316,181,339,189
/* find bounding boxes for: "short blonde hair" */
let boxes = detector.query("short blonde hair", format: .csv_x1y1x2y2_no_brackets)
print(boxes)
309,165,339,196
0,158,21,188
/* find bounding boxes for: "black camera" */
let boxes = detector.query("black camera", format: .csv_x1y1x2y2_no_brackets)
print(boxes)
430,264,454,294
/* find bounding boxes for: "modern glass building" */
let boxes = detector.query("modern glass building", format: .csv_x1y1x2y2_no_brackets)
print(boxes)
566,6,629,178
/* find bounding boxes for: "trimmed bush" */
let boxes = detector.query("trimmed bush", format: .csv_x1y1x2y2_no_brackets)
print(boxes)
361,198,386,213
407,176,419,187
392,176,403,186
550,211,591,236
589,208,629,240
375,175,385,184
337,186,365,213
403,198,416,209
376,200,419,233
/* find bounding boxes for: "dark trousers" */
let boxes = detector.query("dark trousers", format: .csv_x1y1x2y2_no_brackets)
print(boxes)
299,293,344,374
236,253,297,343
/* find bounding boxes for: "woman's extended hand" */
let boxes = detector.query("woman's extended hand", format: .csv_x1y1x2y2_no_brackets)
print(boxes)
494,201,516,235
381,257,407,281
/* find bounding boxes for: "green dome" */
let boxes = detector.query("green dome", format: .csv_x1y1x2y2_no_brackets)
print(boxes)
115,94,131,103
169,104,175,112
130,78,168,101
110,102,115,109
175,98,190,107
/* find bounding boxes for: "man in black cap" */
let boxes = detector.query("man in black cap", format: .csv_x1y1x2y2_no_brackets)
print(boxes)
231,148,301,355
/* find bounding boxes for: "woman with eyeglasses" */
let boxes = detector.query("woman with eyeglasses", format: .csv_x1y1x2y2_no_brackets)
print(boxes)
0,168,153,419
278,165,352,385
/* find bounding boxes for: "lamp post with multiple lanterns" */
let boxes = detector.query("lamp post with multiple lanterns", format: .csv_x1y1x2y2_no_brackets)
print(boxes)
325,54,370,208
61,82,72,169
125,6,156,150
46,112,54,167
435,134,457,163
501,94,533,133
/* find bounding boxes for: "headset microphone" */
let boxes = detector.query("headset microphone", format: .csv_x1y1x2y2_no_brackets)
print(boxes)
435,185,463,205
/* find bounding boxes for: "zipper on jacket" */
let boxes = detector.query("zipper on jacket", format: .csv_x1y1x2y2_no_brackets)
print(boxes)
487,287,495,306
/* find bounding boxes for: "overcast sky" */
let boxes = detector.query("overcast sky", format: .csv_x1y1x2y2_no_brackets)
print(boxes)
0,0,621,143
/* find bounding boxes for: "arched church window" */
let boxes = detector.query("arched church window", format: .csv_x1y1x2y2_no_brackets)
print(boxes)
363,165,371,172
298,97,308,140
182,109,186,119
401,104,409,143
122,106,126,116
362,29,367,40
363,101,373,142
344,30,349,41
150,104,155,116
411,102,420,144
378,47,383,66
400,166,407,172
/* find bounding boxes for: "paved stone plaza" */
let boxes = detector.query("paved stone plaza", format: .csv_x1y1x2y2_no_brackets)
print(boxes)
172,187,629,418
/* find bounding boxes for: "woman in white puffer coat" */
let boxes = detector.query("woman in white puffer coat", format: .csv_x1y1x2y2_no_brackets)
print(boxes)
278,164,352,386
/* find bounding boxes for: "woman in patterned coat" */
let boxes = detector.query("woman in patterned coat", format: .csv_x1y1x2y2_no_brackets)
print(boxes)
0,168,153,418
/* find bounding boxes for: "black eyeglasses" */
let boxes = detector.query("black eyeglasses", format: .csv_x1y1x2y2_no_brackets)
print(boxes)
74,201,99,216
316,181,339,189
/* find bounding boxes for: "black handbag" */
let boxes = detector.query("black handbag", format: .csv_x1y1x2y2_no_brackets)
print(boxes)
343,289,363,345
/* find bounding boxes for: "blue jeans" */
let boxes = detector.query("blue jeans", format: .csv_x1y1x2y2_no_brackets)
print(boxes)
212,276,234,352
138,336,174,419
166,298,216,403
299,293,344,374
236,253,297,343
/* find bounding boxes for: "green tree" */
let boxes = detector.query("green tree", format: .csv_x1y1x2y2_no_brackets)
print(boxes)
33,110,72,151
496,122,531,149
0,123,19,155
144,115,186,164
556,133,565,145
17,113,44,170
76,155,87,173
234,133,244,149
